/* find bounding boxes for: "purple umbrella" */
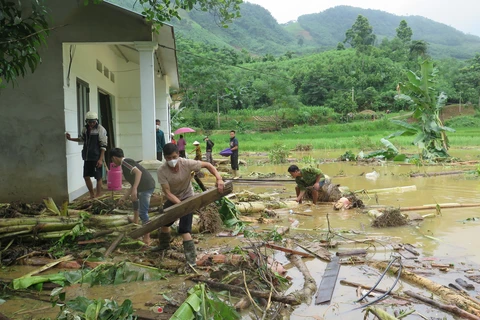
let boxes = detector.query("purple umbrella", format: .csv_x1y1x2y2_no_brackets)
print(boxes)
174,127,196,134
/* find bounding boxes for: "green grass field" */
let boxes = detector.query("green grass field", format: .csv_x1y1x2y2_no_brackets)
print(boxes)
183,118,480,154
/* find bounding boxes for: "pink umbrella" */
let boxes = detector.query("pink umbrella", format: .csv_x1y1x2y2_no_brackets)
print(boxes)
174,127,196,134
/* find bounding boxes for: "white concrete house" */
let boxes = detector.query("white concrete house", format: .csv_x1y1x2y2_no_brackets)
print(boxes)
0,0,179,202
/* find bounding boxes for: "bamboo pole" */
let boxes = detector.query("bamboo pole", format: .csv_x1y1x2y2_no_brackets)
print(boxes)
369,261,480,316
404,290,480,320
410,170,473,178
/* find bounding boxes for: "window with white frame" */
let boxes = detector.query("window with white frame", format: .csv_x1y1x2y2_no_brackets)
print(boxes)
76,78,90,134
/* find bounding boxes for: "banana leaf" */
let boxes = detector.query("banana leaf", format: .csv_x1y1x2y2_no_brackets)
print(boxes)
12,262,169,290
171,283,240,320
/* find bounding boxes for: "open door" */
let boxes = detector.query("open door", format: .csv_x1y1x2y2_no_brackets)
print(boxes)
98,91,115,166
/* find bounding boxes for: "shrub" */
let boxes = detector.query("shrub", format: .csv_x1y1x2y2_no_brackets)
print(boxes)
268,143,290,164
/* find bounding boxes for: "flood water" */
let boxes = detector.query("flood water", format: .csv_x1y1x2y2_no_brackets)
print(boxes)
1,148,480,319
242,149,480,319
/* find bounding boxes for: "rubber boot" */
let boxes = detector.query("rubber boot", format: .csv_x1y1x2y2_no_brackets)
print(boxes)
183,240,197,266
233,170,239,180
151,232,171,252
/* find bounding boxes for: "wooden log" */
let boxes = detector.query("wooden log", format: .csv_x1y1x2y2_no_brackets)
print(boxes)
129,181,233,239
336,249,367,257
104,233,125,258
410,170,471,178
404,290,480,320
192,277,301,305
285,241,317,305
265,243,313,258
339,280,412,302
22,254,74,277
369,261,480,316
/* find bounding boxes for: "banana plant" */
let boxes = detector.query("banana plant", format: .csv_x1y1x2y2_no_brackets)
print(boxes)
391,59,455,160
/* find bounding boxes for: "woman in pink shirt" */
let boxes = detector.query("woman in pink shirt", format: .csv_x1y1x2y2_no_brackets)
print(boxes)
177,134,186,158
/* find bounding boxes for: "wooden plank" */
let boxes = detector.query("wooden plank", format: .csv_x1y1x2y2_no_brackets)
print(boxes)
129,181,233,239
265,243,313,258
396,249,417,259
403,244,420,256
315,256,341,305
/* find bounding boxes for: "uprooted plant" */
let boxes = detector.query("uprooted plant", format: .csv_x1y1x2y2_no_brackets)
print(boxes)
392,59,455,161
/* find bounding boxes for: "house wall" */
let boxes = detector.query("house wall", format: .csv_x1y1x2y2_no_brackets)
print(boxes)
155,76,172,146
0,0,156,202
63,44,143,200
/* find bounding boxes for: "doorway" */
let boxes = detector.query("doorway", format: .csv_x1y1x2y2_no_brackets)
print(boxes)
98,91,115,167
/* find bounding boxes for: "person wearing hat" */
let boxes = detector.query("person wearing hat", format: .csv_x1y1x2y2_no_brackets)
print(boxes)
66,111,108,198
203,136,215,164
191,141,202,161
171,133,177,145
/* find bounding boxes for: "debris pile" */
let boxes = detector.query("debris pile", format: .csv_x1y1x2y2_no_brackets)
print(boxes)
371,208,408,228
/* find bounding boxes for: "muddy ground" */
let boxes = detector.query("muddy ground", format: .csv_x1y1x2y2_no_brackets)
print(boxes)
1,152,480,319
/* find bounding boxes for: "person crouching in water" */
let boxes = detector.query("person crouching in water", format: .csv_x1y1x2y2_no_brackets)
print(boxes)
111,148,155,245
288,165,325,205
155,143,225,267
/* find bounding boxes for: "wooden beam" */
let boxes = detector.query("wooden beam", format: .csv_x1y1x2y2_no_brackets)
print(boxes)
315,256,341,305
129,181,233,239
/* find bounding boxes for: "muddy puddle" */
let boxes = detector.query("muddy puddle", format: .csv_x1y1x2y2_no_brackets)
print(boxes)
2,151,480,319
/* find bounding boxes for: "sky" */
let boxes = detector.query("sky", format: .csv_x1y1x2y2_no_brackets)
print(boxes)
245,0,480,37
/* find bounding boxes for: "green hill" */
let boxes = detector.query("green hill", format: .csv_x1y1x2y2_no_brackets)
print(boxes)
107,1,480,59
291,6,480,59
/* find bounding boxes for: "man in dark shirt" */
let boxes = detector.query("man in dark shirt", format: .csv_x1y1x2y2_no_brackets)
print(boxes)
66,111,108,198
111,148,156,245
203,136,215,164
229,130,239,179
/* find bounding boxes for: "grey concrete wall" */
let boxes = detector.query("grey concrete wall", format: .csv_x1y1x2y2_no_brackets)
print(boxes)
0,0,153,202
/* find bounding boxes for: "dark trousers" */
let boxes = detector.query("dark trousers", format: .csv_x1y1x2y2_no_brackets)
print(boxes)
162,200,192,234
230,152,239,170
157,152,163,161
179,150,186,158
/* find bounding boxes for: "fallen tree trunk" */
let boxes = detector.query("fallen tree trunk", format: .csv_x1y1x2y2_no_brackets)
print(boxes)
128,181,233,239
285,241,317,305
369,261,480,316
410,170,472,178
404,290,480,320
193,277,301,305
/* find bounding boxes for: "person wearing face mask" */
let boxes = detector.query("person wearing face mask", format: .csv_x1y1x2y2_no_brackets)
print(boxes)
110,148,155,245
66,111,108,198
155,143,225,267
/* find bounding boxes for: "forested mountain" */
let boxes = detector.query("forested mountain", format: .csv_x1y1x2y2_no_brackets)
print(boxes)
108,1,480,59
291,6,480,59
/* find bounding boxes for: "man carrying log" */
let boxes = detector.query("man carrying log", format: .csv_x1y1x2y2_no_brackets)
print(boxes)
288,165,325,205
155,143,225,266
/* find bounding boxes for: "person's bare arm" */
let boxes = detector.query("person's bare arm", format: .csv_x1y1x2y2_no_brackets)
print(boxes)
161,183,182,204
129,167,142,201
296,190,306,203
65,133,81,142
200,161,224,192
